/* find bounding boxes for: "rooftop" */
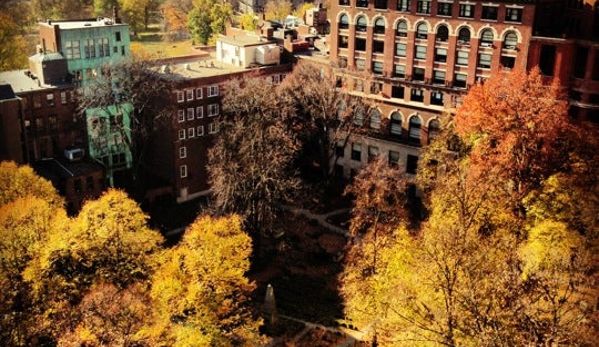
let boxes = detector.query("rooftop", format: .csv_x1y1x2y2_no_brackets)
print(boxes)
217,34,274,47
154,53,249,80
39,18,128,30
33,157,104,181
0,70,63,93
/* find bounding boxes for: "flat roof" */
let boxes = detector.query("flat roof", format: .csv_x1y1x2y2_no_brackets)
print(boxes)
39,18,128,30
0,70,59,93
154,53,248,80
218,34,275,47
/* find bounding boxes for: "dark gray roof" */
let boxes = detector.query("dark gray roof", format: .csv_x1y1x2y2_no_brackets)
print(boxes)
0,84,16,100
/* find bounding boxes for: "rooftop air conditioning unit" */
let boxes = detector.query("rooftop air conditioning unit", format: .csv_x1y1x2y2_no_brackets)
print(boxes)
64,148,84,161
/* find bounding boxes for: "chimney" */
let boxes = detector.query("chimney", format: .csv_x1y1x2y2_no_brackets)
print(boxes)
113,6,121,24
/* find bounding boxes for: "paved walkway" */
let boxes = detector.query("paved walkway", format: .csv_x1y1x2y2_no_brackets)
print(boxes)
283,205,351,237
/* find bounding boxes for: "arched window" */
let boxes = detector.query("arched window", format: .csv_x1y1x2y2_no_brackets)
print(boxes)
390,112,402,136
436,25,449,42
503,31,518,49
374,18,385,34
396,20,408,37
354,108,364,126
356,16,368,32
428,119,441,143
339,14,349,30
458,27,471,44
370,109,381,129
480,29,494,46
416,23,428,39
409,116,421,140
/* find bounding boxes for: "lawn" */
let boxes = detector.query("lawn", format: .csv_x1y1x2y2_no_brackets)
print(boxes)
131,26,194,58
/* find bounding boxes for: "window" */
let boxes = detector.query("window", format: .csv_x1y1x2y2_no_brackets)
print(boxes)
390,112,402,136
373,40,385,53
458,27,471,44
480,29,494,46
197,126,204,136
456,50,469,66
351,143,362,161
370,109,381,129
186,89,194,101
573,46,589,78
116,32,121,42
478,53,492,68
410,89,424,102
100,38,109,57
180,165,187,178
503,31,518,49
415,45,427,60
339,0,350,5
417,0,431,14
355,37,366,51
354,108,364,126
392,85,405,98
368,146,379,161
436,25,449,41
196,106,203,118
506,7,522,22
178,129,186,140
406,155,418,174
413,67,425,81
188,127,195,138
209,122,218,134
459,4,474,18
176,91,184,103
357,0,368,7
539,45,556,76
433,70,446,84
208,104,219,116
435,47,447,62
416,23,428,39
178,109,185,122
33,94,42,108
389,150,400,166
184,108,193,120
60,91,67,104
396,20,408,37
121,46,125,55
397,0,410,12
372,61,384,75
48,115,57,130
196,88,203,99
454,73,467,88
339,35,349,48
431,91,444,105
500,55,515,69
395,43,407,57
86,176,94,191
180,146,187,158
46,93,55,106
335,142,345,157
207,85,219,97
375,0,387,9
394,64,405,78
113,46,118,53
374,18,385,34
339,14,349,29
438,2,452,16
408,116,421,140
84,39,95,58
355,58,366,70
356,16,367,32
428,119,441,142
482,6,498,20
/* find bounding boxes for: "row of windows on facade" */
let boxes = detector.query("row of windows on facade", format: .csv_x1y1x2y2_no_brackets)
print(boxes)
177,104,219,122
339,16,520,49
30,90,74,108
338,143,420,174
339,0,523,23
176,85,219,102
178,123,218,140
72,175,100,193
65,38,126,60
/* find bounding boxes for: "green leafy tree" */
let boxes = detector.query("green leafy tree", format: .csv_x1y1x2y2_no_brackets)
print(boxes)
93,0,119,16
32,0,91,19
0,13,27,71
239,13,257,31
187,0,232,45
208,77,299,234
144,215,266,347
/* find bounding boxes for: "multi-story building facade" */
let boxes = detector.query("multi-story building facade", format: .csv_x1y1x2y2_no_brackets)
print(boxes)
148,34,292,203
327,0,599,176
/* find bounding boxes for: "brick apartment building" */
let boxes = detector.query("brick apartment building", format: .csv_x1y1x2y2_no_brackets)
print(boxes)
326,0,599,176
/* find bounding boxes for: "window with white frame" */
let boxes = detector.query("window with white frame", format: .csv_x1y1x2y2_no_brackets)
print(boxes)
408,116,422,140
478,53,492,69
415,45,427,60
196,106,203,118
417,0,431,14
187,108,194,120
186,89,194,101
180,165,187,178
188,127,195,138
394,64,406,78
368,146,379,161
176,91,184,103
506,7,522,22
178,129,186,140
389,150,400,166
459,4,474,18
60,92,67,104
396,43,407,57
178,109,185,123
396,20,408,37
370,109,381,129
197,125,204,136
209,122,218,134
208,104,219,117
196,88,203,99
180,146,187,158
351,143,362,161
390,111,402,136
397,0,410,12
207,85,219,97
456,50,469,65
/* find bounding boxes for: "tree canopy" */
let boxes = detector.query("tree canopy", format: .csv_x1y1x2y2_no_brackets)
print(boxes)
187,0,232,45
